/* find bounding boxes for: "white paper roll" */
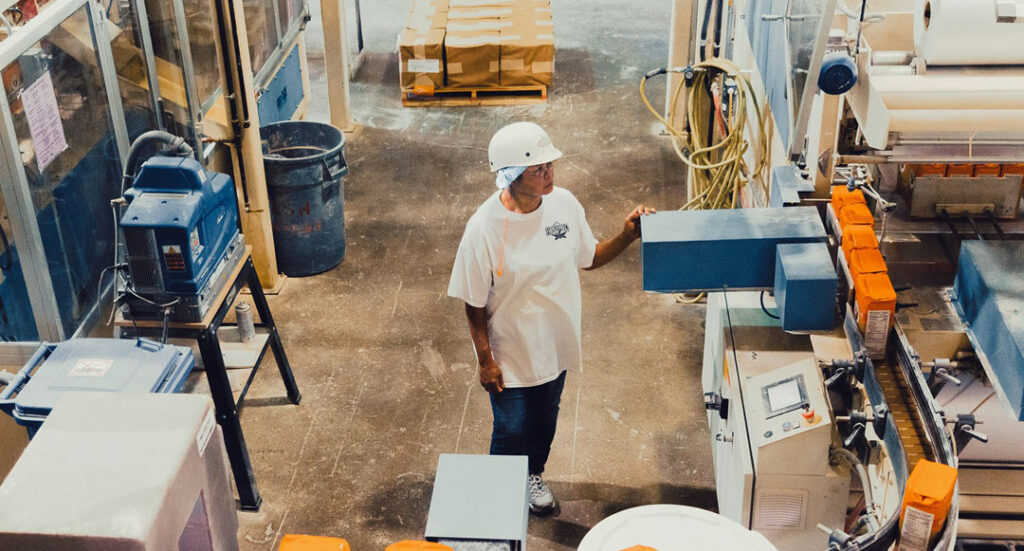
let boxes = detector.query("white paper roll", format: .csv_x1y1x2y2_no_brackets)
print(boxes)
874,75,1024,109
914,0,1024,65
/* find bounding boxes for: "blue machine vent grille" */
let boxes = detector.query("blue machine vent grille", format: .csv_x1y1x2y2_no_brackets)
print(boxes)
124,228,163,293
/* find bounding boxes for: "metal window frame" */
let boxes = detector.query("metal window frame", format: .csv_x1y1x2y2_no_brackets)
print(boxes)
787,0,837,160
128,0,167,131
253,0,310,89
170,0,207,151
0,0,130,346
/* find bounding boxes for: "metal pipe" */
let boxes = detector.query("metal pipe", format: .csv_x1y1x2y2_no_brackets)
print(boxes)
837,155,891,165
894,138,1024,146
871,50,914,65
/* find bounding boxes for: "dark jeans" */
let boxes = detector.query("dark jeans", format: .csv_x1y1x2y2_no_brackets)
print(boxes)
489,370,566,476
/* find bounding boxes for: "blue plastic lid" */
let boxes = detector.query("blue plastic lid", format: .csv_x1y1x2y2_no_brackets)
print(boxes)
12,339,187,417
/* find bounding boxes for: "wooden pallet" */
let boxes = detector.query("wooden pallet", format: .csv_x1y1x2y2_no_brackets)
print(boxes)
401,85,547,107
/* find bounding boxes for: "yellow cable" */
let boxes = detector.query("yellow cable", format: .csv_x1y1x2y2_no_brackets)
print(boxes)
639,58,770,302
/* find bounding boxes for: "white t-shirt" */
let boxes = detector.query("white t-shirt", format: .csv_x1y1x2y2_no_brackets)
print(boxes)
448,187,599,387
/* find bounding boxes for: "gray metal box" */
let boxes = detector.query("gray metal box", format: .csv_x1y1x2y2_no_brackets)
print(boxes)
905,176,1022,219
425,454,529,550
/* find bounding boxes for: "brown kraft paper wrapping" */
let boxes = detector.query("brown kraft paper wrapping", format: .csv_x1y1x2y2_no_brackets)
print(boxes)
407,10,449,30
446,18,513,32
445,30,501,87
449,0,549,7
409,0,451,14
499,22,554,86
399,28,446,89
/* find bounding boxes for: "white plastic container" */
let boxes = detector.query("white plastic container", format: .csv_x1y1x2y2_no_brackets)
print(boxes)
578,504,779,551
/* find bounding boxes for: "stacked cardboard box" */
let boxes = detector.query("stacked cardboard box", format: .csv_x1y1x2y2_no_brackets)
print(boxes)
400,0,449,90
400,0,553,91
499,3,553,87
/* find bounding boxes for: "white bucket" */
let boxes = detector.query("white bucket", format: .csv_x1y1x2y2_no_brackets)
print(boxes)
578,504,779,551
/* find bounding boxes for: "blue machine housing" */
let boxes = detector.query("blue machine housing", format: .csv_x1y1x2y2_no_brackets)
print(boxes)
640,207,828,292
121,156,240,296
773,243,837,332
769,165,815,208
950,241,1024,421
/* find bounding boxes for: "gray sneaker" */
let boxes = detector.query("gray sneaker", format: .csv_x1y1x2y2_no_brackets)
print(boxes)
528,474,556,514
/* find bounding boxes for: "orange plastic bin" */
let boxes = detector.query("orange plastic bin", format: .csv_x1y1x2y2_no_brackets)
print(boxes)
279,535,351,551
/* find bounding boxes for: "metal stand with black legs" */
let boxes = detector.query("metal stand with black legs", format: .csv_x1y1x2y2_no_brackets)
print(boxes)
116,246,300,511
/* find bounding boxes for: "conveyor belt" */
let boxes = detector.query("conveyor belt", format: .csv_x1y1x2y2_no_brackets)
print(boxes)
874,359,934,472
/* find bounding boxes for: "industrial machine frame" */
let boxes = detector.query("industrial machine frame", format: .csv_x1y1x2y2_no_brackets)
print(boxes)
646,0,1024,549
115,248,301,511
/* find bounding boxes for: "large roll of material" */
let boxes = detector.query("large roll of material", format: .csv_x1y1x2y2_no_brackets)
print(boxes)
914,0,1024,65
873,75,1024,109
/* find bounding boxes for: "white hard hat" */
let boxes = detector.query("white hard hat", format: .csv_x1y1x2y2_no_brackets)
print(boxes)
487,122,563,172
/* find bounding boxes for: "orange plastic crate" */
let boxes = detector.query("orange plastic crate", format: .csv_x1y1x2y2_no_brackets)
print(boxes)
279,535,351,551
974,163,1002,177
946,164,973,176
912,163,947,177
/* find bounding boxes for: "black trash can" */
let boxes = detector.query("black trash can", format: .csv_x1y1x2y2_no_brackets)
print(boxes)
260,121,348,277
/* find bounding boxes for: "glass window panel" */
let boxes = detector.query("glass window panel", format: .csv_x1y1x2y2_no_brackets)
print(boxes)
182,0,223,109
0,194,38,341
277,0,305,37
3,5,123,336
143,0,195,143
105,0,160,140
786,0,827,134
246,0,279,76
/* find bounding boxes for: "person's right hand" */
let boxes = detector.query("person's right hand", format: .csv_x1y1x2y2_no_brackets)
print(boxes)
479,359,505,394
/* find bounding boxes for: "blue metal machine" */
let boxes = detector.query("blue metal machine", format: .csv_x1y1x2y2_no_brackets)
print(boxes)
640,207,829,291
950,241,1024,421
120,156,246,322
0,338,194,437
640,207,837,332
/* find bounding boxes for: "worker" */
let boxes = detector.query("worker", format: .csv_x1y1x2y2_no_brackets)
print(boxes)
447,122,654,514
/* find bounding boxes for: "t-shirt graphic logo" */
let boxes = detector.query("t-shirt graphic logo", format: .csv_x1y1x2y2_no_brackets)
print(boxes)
545,222,569,240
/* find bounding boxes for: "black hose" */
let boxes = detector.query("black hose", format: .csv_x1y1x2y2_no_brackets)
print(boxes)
121,131,194,194
698,0,715,62
983,208,1007,240
642,67,668,81
711,0,724,58
760,290,780,319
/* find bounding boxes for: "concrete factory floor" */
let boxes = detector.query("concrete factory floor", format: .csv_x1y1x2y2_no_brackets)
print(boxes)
234,1,715,548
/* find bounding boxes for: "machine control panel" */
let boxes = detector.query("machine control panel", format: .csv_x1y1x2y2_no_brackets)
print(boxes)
761,375,808,418
743,358,832,460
